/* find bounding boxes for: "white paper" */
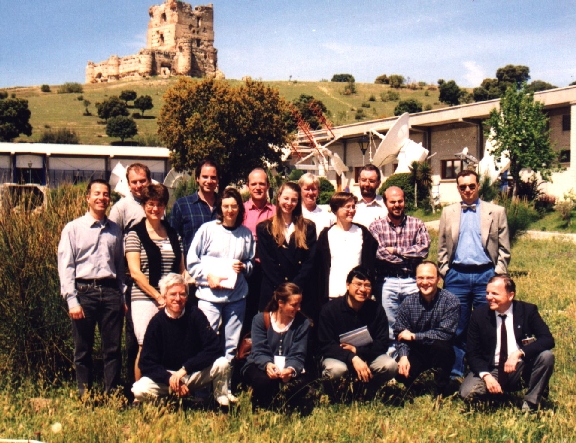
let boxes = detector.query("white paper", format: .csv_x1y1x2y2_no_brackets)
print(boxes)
200,256,238,290
274,355,286,371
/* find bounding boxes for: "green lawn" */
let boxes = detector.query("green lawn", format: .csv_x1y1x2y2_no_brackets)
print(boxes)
0,234,573,442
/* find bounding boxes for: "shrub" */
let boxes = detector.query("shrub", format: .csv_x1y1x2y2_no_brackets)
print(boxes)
39,128,80,144
374,74,389,85
534,194,556,213
331,74,355,83
381,173,415,210
40,84,51,93
368,94,376,102
0,91,7,99
318,177,335,205
424,104,432,111
288,169,305,181
380,91,400,102
361,102,370,108
136,133,162,147
343,81,356,95
76,95,83,101
478,176,500,202
424,90,429,97
555,200,574,225
57,82,83,94
394,99,423,116
496,195,539,241
354,109,365,120
389,74,405,89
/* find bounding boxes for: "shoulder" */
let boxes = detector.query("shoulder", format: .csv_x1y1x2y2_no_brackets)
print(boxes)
257,219,273,232
438,288,459,304
470,304,491,321
406,215,426,227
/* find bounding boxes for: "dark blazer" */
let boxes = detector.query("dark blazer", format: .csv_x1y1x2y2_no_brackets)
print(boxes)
256,218,317,314
316,223,377,306
466,300,554,376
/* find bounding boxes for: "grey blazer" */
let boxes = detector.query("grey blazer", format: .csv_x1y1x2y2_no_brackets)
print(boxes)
437,200,510,277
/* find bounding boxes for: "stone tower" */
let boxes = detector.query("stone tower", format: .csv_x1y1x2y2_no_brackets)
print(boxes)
86,0,219,83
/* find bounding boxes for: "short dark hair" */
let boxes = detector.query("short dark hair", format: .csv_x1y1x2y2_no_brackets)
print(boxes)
140,183,169,206
329,192,357,213
216,187,245,229
264,282,302,313
359,164,381,181
86,179,110,195
416,260,439,276
456,169,479,184
126,163,151,181
346,266,373,286
488,274,516,294
195,158,219,180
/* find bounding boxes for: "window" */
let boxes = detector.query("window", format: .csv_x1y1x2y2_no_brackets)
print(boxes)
559,149,570,163
562,115,571,131
441,159,463,179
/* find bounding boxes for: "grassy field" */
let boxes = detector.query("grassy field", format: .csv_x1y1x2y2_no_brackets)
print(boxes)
7,77,447,146
0,232,574,442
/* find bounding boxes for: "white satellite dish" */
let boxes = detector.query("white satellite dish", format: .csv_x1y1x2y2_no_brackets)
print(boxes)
371,113,410,167
163,168,191,189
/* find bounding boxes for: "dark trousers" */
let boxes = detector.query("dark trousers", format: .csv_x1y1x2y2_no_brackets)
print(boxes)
72,286,123,395
396,340,455,390
242,261,263,337
243,364,313,409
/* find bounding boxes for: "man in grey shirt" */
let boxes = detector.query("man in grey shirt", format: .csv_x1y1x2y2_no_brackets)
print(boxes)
58,179,126,397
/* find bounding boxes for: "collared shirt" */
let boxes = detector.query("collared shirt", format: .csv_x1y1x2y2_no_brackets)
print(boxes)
243,199,276,241
494,305,519,366
354,195,388,228
57,212,125,309
165,307,186,319
170,191,217,255
454,199,491,266
302,205,335,238
394,288,460,358
369,215,430,266
108,192,145,234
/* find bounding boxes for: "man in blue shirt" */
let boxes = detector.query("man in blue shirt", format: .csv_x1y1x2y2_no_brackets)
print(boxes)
170,159,219,256
438,170,510,380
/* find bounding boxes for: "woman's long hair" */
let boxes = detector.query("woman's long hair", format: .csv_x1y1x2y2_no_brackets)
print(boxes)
269,181,309,249
264,282,302,313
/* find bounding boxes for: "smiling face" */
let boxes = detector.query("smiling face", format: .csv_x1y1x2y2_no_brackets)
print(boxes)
359,170,381,201
144,199,166,221
127,169,150,199
278,187,300,217
486,278,515,314
416,263,440,302
86,183,110,218
248,170,269,204
196,165,219,196
278,293,302,320
164,284,188,317
384,187,405,221
346,277,372,306
301,182,319,210
335,199,356,224
457,174,480,205
220,196,239,227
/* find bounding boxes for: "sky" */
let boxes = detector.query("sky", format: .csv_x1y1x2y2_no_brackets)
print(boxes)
1,0,575,89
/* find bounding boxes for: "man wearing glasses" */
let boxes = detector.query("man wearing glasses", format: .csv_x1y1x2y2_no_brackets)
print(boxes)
438,170,510,381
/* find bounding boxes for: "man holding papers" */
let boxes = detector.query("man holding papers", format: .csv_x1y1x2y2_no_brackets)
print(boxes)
394,261,460,395
318,267,397,385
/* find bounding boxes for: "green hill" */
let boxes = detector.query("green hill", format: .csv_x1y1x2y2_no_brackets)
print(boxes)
6,77,447,146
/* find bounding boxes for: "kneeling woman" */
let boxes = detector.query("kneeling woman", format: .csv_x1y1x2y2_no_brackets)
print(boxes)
242,283,312,409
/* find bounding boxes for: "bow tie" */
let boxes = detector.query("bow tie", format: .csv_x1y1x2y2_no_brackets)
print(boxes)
461,203,476,212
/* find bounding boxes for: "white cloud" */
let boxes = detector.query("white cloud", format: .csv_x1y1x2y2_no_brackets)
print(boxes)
463,61,486,87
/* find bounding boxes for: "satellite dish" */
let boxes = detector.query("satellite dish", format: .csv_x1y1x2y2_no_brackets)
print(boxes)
110,162,130,197
163,168,190,189
371,113,410,167
395,140,429,173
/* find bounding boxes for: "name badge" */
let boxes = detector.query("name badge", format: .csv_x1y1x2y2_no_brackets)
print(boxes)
274,355,286,371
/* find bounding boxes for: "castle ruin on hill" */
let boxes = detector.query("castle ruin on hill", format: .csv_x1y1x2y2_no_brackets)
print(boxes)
86,0,220,83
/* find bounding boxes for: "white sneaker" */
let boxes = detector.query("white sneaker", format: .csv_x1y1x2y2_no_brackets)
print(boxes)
226,392,238,403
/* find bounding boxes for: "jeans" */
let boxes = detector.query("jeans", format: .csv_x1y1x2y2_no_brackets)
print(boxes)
380,277,419,341
72,286,124,395
444,266,495,377
198,298,246,362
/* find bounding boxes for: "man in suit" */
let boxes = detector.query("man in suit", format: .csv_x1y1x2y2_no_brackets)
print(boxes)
438,169,510,379
459,275,554,411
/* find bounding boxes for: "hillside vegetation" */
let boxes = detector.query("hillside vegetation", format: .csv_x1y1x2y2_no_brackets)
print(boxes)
6,77,448,146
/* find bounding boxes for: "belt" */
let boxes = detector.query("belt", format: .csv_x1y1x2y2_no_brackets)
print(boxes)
376,261,415,279
451,263,494,273
75,278,118,289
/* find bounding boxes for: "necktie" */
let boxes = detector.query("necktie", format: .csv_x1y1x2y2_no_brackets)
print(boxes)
461,203,477,212
498,314,508,386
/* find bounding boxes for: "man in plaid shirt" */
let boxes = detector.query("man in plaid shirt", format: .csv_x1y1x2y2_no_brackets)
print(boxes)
369,186,430,347
394,261,460,395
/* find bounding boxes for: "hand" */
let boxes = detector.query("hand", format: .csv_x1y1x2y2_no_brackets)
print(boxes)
398,329,415,342
207,274,225,289
398,356,410,378
385,247,395,255
351,356,372,382
482,373,503,394
69,305,85,320
169,368,187,393
341,343,357,354
266,363,280,379
232,260,245,274
173,383,189,397
279,368,294,383
156,295,166,309
504,350,523,373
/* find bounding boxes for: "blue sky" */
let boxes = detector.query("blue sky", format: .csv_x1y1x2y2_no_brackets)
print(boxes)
1,0,575,88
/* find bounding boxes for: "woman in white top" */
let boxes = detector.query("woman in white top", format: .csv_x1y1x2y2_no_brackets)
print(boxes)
298,173,335,238
187,187,255,406
316,192,377,305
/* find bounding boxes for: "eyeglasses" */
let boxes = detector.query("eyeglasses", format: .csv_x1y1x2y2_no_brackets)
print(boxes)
145,202,166,209
458,184,477,191
351,282,372,290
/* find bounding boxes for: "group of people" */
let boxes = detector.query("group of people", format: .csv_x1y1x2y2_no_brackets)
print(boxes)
57,160,554,412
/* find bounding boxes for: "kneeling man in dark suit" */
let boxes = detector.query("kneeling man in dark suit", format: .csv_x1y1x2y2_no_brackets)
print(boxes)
459,275,554,411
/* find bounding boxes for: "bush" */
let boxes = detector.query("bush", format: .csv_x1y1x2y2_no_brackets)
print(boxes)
354,109,365,120
0,91,7,99
424,104,432,111
381,173,415,210
318,177,335,205
40,84,51,93
496,195,539,242
343,81,356,95
288,169,305,181
39,128,80,144
76,95,83,101
394,99,423,116
0,185,86,381
331,74,355,83
389,74,405,89
478,176,500,202
57,82,83,94
374,74,389,85
361,102,371,108
136,134,162,147
554,200,573,225
534,194,556,213
368,94,376,102
380,91,400,102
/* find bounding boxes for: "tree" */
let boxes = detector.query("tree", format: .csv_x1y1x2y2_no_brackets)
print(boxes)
95,96,129,121
526,80,557,93
374,74,389,84
473,78,501,102
496,64,530,92
0,98,32,142
289,94,329,131
83,99,91,116
106,116,138,143
119,90,137,105
394,99,422,116
388,74,405,89
158,77,292,187
487,85,557,197
570,81,576,86
134,95,154,116
438,79,463,106
40,84,51,93
331,74,355,83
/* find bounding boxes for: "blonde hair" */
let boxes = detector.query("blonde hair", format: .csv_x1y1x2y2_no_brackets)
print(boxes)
269,182,309,249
